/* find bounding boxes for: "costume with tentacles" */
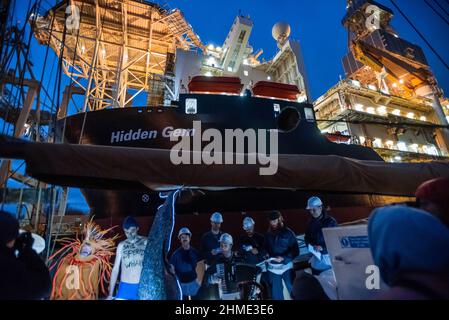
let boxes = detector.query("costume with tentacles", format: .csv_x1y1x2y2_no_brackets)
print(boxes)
48,220,118,300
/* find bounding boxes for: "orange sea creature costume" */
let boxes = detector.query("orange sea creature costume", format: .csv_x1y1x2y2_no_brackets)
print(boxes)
48,220,117,300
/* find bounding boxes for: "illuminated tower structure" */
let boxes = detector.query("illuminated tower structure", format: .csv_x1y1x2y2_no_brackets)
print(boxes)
31,0,205,116
314,0,449,162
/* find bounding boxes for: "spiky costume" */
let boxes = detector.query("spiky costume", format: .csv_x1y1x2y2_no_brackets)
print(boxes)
49,220,118,300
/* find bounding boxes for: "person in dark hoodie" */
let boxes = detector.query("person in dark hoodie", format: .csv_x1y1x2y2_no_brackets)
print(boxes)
0,211,52,300
368,205,449,300
304,197,338,275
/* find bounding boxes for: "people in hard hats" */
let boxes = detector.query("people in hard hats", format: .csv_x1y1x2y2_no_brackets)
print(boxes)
264,211,299,300
200,212,225,266
415,178,449,227
237,217,266,265
304,197,338,275
169,227,201,299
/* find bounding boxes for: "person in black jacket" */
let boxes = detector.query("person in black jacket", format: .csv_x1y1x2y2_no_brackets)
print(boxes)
237,217,265,265
264,211,299,300
304,197,338,275
200,212,224,266
0,211,52,300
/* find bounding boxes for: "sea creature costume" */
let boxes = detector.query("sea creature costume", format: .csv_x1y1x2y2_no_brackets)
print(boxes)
49,220,117,300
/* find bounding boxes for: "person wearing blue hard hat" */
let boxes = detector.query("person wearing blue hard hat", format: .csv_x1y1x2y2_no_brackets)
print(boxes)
304,197,338,275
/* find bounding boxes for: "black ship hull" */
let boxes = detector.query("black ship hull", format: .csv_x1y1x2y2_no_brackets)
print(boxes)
57,94,383,219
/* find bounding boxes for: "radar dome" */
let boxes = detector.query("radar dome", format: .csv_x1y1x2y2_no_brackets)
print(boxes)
272,22,291,45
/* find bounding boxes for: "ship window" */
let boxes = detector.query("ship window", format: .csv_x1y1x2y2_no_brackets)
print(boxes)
238,30,246,42
277,107,301,133
304,107,315,122
185,98,197,114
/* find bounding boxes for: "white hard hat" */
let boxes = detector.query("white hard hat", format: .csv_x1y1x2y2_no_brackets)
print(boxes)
307,197,323,209
178,227,192,239
210,212,223,223
242,217,255,230
219,233,233,245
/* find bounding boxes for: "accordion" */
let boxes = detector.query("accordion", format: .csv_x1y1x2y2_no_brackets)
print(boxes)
216,263,261,300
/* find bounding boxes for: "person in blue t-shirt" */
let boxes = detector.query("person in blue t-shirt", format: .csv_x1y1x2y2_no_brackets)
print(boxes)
170,227,201,299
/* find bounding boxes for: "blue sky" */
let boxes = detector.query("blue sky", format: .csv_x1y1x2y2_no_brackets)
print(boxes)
168,0,449,100
9,0,449,102
3,0,449,214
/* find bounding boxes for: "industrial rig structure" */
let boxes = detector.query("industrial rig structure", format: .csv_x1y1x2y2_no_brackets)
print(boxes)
0,0,312,248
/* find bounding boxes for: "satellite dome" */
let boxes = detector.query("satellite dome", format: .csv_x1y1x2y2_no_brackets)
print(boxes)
272,22,291,45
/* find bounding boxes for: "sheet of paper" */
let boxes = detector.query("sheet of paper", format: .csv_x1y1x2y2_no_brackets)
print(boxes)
308,244,322,260
323,225,389,300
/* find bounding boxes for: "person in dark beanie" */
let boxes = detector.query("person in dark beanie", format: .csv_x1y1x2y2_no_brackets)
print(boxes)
264,211,299,300
291,271,330,301
415,178,449,227
0,211,51,300
368,206,449,300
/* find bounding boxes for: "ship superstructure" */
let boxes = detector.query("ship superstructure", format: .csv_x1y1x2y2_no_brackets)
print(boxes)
174,16,311,103
314,0,449,162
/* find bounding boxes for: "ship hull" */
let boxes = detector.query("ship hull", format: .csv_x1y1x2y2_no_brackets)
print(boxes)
57,94,383,219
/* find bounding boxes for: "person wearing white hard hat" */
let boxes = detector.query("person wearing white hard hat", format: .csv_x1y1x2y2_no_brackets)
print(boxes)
237,217,266,265
200,212,225,266
305,197,338,275
169,227,201,299
204,233,243,300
